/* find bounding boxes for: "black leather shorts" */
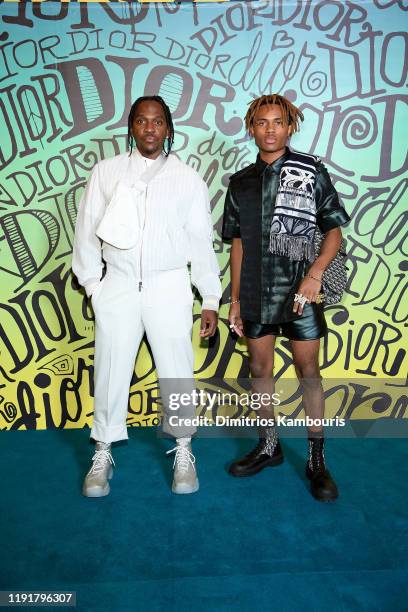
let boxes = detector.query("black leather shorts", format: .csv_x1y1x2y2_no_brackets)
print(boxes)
243,303,328,341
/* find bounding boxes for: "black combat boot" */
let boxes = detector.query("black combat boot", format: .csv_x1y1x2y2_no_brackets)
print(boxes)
229,426,284,477
305,436,338,502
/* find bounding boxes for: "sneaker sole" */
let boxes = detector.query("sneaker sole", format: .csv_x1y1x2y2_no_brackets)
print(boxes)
83,483,110,497
172,478,200,494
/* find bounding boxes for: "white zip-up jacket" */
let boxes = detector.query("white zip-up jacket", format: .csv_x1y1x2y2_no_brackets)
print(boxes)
72,149,222,310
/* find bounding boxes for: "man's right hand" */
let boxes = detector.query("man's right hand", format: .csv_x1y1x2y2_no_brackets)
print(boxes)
228,302,244,337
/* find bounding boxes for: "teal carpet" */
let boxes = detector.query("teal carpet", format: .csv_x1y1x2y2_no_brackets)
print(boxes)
1,429,407,611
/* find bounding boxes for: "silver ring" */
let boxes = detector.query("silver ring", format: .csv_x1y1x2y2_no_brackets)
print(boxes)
294,293,307,306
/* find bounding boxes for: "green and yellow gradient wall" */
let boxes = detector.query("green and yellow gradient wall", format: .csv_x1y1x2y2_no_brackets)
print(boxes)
0,1,406,431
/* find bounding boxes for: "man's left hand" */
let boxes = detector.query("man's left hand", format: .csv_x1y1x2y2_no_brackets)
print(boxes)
293,277,322,315
200,310,218,338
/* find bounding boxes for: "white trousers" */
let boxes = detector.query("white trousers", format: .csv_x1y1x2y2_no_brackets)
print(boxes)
90,267,197,443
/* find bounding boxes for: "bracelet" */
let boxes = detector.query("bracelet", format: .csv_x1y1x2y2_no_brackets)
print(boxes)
230,298,240,304
307,272,323,282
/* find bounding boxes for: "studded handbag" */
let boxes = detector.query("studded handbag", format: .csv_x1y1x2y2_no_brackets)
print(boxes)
313,227,348,305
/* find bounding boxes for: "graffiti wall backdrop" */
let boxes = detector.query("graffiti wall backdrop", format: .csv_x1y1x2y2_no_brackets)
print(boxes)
0,0,407,431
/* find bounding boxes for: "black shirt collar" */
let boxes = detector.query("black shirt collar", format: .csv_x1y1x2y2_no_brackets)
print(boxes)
255,146,291,175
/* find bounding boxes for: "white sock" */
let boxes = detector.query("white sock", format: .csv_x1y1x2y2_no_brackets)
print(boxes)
176,437,191,445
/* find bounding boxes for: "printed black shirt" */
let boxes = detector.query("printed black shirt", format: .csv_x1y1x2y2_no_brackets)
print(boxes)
222,148,351,324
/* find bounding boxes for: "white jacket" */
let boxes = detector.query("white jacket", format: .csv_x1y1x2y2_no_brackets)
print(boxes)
72,149,222,310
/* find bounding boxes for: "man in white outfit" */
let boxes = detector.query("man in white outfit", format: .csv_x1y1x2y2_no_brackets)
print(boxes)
72,96,221,496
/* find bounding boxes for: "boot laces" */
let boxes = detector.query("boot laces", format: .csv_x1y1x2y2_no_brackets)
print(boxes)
90,449,115,475
309,439,325,471
166,444,195,473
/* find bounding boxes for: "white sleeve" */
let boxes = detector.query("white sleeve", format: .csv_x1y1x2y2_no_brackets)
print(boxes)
72,164,105,297
186,177,222,311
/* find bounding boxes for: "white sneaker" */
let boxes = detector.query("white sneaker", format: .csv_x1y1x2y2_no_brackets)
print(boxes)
166,438,199,494
83,442,115,497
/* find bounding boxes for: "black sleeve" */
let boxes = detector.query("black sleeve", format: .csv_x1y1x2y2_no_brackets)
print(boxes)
222,183,241,240
315,162,351,233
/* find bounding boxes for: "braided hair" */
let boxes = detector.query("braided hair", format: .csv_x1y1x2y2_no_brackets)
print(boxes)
245,94,304,133
127,95,175,156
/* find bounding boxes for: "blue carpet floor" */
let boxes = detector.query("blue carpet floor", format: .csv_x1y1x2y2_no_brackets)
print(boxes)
1,429,407,611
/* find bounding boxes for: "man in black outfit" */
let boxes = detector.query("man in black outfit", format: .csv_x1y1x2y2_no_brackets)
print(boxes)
222,94,350,501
